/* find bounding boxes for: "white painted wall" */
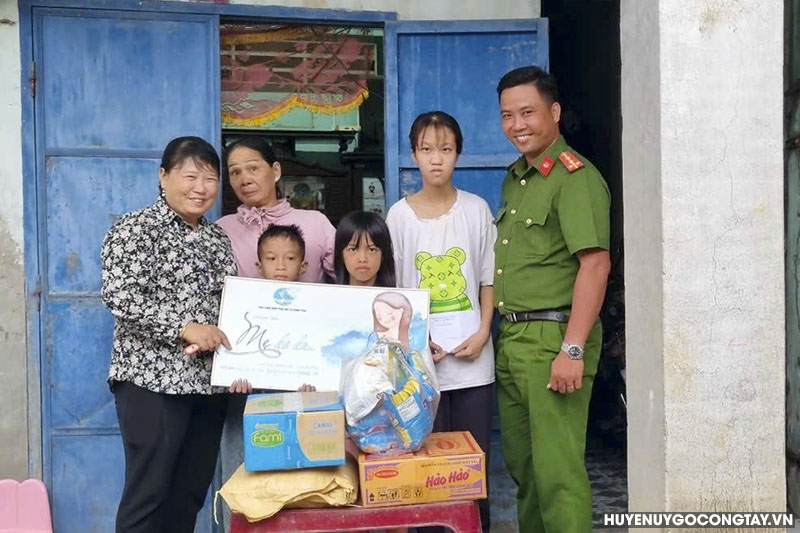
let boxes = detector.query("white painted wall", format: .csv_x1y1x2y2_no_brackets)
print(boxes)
620,0,665,515
622,0,785,523
0,3,29,481
0,0,540,478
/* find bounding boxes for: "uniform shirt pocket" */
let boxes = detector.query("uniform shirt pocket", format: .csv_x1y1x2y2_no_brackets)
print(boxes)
513,204,551,260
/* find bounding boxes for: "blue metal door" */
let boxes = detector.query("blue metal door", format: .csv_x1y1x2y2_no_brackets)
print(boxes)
31,8,220,531
384,20,549,211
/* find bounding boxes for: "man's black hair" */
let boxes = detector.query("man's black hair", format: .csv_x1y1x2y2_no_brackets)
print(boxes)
496,66,558,103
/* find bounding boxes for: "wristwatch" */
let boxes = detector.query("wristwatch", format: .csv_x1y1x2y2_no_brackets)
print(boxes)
560,342,584,360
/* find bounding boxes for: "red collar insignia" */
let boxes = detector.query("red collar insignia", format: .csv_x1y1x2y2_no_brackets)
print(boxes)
538,155,554,177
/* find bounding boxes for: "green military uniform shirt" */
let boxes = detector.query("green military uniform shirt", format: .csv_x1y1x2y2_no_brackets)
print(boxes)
494,135,611,313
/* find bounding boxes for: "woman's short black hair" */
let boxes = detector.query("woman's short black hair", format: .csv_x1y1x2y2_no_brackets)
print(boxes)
160,136,220,175
408,111,463,155
496,66,559,104
334,211,396,288
257,224,306,260
223,136,279,167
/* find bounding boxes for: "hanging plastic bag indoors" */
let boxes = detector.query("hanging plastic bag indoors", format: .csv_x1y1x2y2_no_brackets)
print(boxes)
340,339,439,454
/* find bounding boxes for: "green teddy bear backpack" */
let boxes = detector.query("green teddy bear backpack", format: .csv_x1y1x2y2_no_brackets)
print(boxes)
415,247,473,313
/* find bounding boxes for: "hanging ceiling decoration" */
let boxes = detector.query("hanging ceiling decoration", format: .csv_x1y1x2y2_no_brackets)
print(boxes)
221,24,376,128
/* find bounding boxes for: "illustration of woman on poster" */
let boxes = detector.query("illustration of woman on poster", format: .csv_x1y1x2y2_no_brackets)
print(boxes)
371,291,413,347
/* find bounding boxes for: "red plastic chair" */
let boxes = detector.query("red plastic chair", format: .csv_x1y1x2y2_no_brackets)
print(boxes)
0,479,53,533
230,500,482,532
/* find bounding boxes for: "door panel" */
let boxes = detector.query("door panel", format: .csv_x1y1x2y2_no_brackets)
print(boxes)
385,19,548,211
50,434,125,532
45,157,158,293
47,299,116,429
397,31,546,157
41,14,218,151
33,8,220,532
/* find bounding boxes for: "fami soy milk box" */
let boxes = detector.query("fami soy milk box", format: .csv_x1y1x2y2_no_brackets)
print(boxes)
243,391,345,471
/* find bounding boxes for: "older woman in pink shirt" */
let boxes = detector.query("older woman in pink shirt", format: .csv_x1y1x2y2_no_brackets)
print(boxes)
217,137,335,282
217,137,335,530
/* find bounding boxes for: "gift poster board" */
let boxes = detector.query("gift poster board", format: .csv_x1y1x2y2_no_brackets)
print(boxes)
211,277,431,391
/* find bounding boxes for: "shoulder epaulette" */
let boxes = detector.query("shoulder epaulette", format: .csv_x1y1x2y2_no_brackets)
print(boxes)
558,150,584,173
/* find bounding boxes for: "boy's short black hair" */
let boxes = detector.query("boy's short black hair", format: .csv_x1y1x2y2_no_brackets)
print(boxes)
496,66,559,104
257,224,306,259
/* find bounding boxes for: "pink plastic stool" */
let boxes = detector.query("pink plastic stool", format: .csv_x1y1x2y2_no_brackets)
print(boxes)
0,479,53,533
230,500,482,532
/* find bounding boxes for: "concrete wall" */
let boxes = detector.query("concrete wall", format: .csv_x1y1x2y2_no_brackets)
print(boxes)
622,0,785,524
0,0,540,478
0,4,29,481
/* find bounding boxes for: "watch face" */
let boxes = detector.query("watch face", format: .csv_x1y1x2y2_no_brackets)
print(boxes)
567,345,583,358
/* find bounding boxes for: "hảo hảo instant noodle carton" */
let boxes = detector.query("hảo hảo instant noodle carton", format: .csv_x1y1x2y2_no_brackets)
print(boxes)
357,431,486,507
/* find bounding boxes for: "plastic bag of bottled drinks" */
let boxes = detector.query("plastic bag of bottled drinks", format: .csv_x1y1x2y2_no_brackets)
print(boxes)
340,339,439,454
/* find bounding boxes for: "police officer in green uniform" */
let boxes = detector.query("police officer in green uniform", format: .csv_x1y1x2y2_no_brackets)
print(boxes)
494,66,611,533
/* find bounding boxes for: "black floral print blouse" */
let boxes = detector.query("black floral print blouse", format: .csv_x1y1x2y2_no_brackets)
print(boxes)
101,196,237,394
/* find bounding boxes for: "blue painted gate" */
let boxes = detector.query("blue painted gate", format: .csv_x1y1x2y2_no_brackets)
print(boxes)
31,7,220,532
384,19,549,211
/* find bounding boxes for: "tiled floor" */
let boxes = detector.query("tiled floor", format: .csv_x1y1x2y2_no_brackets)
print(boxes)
487,430,628,532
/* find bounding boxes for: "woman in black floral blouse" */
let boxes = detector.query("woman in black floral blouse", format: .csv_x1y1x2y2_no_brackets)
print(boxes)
101,136,237,533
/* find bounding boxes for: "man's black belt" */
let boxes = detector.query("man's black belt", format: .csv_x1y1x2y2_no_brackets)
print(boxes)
503,310,569,323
